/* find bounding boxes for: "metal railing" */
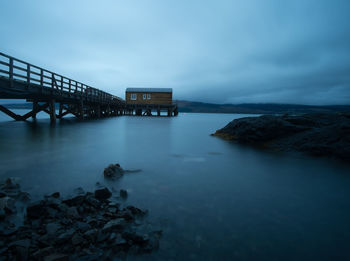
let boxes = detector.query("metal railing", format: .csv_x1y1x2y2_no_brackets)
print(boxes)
0,52,124,104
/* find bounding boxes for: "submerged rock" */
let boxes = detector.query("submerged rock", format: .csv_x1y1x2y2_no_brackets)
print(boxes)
212,113,350,161
94,187,112,201
104,164,124,178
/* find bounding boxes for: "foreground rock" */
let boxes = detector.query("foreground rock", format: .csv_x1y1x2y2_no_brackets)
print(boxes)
104,164,141,179
212,113,350,161
0,184,161,260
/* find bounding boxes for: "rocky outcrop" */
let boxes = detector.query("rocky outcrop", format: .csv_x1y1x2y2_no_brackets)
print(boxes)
0,180,161,260
212,113,350,161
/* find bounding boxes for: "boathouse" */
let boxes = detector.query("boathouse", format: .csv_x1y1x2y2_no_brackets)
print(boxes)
125,88,178,116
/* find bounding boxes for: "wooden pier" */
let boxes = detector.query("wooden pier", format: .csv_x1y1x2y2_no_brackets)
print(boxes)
0,52,125,123
125,103,178,117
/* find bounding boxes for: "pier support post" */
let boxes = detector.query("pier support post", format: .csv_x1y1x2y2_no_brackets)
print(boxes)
49,99,56,124
32,101,38,120
59,103,63,119
97,105,101,118
79,100,84,119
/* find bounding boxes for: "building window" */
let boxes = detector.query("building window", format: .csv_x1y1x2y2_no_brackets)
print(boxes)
147,94,151,99
143,94,147,100
131,93,137,100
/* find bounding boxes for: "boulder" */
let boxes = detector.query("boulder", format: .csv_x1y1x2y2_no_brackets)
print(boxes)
26,201,48,219
120,189,128,199
103,163,124,179
94,187,112,201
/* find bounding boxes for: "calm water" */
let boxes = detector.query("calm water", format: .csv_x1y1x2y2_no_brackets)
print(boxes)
1,111,350,261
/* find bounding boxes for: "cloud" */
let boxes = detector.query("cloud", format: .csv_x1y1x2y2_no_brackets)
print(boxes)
1,0,349,105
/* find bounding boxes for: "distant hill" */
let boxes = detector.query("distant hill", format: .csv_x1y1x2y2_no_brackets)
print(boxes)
176,100,350,114
2,101,350,114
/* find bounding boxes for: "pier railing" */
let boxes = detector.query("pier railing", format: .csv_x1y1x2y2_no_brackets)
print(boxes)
0,52,123,104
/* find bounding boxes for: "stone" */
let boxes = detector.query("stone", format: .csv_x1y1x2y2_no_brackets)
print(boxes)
46,222,61,235
32,246,54,259
56,228,75,244
74,187,85,195
76,221,91,233
26,201,48,219
126,206,147,216
114,234,127,245
120,189,128,199
0,209,5,219
103,164,124,179
102,218,126,233
67,207,79,218
63,195,85,206
44,253,69,261
83,229,97,241
8,239,30,248
72,233,85,245
51,192,60,198
94,187,112,201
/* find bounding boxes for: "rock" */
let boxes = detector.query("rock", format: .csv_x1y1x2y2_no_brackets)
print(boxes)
51,192,60,198
126,206,147,216
94,187,112,201
46,222,61,235
56,228,75,244
26,201,48,219
76,221,91,233
66,207,79,218
120,189,128,199
0,209,5,219
17,192,31,202
103,164,124,179
32,246,54,259
44,253,69,261
83,229,98,241
63,195,85,206
72,233,85,245
213,113,350,161
74,187,85,195
0,197,16,215
102,218,126,233
8,239,30,248
114,233,127,245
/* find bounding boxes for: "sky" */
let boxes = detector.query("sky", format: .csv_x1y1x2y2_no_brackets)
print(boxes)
1,0,350,105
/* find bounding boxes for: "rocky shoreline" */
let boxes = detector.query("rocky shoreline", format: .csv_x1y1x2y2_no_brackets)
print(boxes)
0,177,161,260
212,113,350,161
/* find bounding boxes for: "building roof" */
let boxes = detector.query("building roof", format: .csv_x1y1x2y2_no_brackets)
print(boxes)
126,88,172,93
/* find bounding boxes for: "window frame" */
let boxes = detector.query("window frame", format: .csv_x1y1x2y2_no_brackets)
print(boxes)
143,94,147,100
147,93,151,100
130,93,137,100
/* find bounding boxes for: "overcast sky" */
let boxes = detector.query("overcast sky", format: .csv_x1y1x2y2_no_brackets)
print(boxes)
1,0,350,105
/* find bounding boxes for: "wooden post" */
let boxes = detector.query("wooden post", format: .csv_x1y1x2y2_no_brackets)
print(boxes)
27,64,30,89
97,105,101,118
32,101,38,119
157,106,160,116
9,58,13,88
40,69,43,93
49,100,56,124
59,103,63,118
79,100,84,119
